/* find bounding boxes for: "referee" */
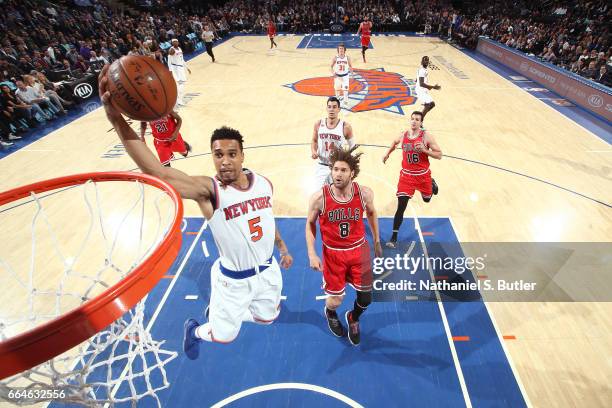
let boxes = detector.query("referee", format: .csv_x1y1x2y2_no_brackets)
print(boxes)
201,24,216,62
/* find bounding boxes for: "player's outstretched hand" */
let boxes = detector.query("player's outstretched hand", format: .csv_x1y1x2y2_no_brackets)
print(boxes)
98,64,122,121
280,253,293,269
309,255,322,271
433,84,441,90
382,154,389,164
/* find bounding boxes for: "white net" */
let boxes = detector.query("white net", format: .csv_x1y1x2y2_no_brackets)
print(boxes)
0,176,180,406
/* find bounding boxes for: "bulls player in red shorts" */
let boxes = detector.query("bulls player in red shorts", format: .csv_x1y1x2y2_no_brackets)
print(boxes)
140,110,191,167
357,15,373,63
382,111,442,248
267,19,278,49
306,146,383,345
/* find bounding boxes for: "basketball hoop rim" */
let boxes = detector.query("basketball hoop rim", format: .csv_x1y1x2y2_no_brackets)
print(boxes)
0,172,184,380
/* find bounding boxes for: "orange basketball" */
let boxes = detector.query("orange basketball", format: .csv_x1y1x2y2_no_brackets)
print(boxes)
106,55,177,121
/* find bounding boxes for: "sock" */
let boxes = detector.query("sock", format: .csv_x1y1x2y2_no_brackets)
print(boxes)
351,300,368,321
390,229,398,242
325,306,338,318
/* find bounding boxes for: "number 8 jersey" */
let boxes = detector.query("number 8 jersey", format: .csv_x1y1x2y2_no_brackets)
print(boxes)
208,170,276,271
319,182,366,250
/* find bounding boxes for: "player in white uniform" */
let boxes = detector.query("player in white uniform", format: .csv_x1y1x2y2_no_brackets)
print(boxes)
331,44,353,107
167,39,191,107
416,56,441,122
311,96,355,191
97,65,294,361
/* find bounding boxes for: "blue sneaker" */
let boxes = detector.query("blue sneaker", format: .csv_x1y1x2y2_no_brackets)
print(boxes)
183,319,201,360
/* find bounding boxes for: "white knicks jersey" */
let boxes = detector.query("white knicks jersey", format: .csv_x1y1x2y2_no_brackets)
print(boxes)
317,119,346,165
208,170,276,271
333,55,349,76
416,66,429,94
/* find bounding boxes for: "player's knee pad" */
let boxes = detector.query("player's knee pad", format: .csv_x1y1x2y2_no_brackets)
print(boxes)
356,291,372,308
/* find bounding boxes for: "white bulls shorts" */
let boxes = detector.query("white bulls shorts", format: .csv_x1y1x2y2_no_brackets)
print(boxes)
208,257,282,342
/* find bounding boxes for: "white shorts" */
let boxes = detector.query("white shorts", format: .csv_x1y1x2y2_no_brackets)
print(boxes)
313,162,332,192
416,90,433,104
334,75,350,91
170,66,188,83
208,257,282,342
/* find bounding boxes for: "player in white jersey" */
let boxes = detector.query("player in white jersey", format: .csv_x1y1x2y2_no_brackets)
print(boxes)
168,39,191,107
331,44,353,107
98,65,294,360
416,56,441,122
311,96,355,191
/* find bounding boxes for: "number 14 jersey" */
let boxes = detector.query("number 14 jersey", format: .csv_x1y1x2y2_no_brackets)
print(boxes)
319,182,366,250
317,118,346,165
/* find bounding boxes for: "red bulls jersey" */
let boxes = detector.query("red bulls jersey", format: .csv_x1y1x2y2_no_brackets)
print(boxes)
401,130,430,176
319,182,366,250
149,116,177,142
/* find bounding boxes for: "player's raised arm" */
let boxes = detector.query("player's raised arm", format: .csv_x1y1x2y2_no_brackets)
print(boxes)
311,120,320,159
382,133,402,163
139,121,147,142
361,185,382,257
98,66,212,202
305,190,324,271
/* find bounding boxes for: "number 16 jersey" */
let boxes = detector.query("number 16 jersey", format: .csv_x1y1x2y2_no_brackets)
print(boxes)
319,182,366,250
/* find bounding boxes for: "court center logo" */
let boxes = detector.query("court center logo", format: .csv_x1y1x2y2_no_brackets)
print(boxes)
284,68,417,115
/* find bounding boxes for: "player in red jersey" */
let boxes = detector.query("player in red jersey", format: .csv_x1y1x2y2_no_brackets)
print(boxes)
267,19,278,49
357,15,373,63
382,111,442,248
306,146,383,345
139,110,191,167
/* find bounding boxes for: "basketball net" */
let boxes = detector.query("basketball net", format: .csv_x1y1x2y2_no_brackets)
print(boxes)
0,174,182,406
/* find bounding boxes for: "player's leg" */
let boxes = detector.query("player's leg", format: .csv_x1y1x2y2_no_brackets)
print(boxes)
388,174,415,247
154,140,173,167
420,93,435,122
175,79,186,106
419,173,434,203
183,260,253,359
333,77,342,101
171,133,191,157
248,258,282,324
361,45,367,62
342,76,349,106
322,246,348,337
345,243,373,345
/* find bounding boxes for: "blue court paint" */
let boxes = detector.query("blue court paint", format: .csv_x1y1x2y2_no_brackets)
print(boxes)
297,34,373,49
61,216,526,407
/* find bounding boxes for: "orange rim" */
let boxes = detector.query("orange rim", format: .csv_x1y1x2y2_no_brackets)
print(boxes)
0,172,183,380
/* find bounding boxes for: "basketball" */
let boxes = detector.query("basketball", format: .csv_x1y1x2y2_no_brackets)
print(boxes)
106,55,177,121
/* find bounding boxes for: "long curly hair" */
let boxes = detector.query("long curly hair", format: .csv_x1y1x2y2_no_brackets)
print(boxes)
329,145,363,179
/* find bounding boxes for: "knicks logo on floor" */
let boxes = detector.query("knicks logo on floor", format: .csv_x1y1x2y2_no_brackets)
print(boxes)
285,68,417,115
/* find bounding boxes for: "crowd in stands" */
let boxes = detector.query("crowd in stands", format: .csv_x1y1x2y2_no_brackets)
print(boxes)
0,0,609,146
